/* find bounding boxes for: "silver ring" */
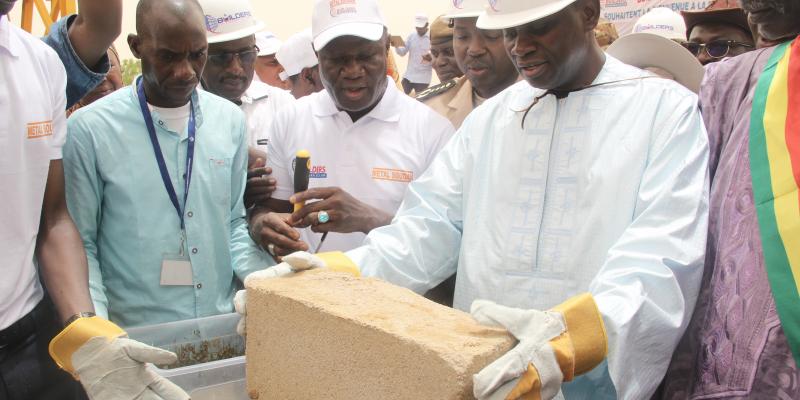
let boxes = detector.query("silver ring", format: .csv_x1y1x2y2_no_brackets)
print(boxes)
317,210,330,224
267,243,276,256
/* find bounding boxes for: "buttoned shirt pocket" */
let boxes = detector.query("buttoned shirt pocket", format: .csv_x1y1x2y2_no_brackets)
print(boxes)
208,157,233,206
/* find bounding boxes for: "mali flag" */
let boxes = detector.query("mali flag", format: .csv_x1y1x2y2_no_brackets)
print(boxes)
750,37,800,366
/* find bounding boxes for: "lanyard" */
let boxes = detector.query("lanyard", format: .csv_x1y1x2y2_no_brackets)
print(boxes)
137,79,196,231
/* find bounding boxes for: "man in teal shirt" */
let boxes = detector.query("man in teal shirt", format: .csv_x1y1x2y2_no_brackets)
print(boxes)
63,0,273,328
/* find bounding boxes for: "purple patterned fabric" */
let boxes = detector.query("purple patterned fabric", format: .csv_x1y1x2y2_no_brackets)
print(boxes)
659,47,800,399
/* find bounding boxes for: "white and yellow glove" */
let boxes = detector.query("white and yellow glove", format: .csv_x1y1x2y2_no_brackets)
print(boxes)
471,294,607,400
49,317,189,400
234,251,360,336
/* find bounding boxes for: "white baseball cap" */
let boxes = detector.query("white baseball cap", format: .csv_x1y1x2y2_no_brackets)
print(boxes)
277,29,319,81
200,0,265,44
632,7,687,41
607,32,703,93
256,31,282,56
477,0,579,30
312,0,386,51
414,13,429,28
443,0,485,19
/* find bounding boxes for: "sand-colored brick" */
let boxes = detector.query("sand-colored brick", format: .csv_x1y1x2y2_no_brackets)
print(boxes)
245,270,515,400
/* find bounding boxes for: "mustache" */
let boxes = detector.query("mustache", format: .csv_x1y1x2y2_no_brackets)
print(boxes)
741,0,790,14
219,74,246,83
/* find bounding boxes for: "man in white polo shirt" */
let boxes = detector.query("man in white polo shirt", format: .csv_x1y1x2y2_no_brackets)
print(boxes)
0,2,187,399
249,0,454,257
199,0,294,208
276,29,324,99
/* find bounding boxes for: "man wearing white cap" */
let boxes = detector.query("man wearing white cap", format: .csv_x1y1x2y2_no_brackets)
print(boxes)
417,0,519,129
392,13,433,94
199,0,295,209
64,0,273,330
254,31,288,89
240,0,710,398
632,7,689,42
248,0,454,260
276,29,324,99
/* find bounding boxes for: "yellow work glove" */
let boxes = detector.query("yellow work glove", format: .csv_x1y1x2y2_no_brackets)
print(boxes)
49,317,189,400
234,251,360,335
471,294,607,400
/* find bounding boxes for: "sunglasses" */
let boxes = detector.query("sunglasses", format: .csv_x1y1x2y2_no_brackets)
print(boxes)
682,40,753,59
208,46,260,67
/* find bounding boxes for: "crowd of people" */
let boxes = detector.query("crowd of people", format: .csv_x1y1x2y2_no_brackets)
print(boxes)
1,0,799,398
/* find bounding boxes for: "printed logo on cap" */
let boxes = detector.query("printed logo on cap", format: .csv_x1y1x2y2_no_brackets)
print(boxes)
488,0,500,12
452,0,464,9
329,0,358,17
205,10,253,33
635,23,676,33
603,0,627,7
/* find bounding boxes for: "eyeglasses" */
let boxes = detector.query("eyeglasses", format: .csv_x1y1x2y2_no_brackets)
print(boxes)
682,40,753,59
207,46,260,66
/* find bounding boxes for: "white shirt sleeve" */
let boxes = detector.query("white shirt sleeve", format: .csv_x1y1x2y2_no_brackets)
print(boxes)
267,111,294,201
347,120,469,293
48,52,68,160
589,92,709,398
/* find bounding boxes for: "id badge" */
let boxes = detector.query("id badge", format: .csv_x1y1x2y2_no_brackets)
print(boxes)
160,254,194,286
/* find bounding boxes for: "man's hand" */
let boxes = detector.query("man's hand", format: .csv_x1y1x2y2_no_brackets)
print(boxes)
422,53,433,63
290,187,393,234
249,211,309,257
50,317,189,400
74,337,189,400
244,157,276,209
235,252,328,336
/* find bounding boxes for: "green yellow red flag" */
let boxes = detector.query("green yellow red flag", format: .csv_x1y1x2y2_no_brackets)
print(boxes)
749,37,800,366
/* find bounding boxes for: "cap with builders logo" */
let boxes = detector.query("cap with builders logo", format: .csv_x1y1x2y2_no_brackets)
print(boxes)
200,0,265,44
256,31,282,56
312,0,386,51
443,0,487,19
476,0,579,30
414,13,429,28
632,7,687,41
607,32,703,93
277,29,319,80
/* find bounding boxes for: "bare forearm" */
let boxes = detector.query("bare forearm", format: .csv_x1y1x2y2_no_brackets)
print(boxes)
38,217,94,324
69,0,123,68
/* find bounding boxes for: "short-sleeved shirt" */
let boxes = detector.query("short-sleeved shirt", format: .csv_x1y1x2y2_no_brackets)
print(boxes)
239,80,294,152
0,16,68,330
396,32,432,84
42,14,109,109
268,77,455,252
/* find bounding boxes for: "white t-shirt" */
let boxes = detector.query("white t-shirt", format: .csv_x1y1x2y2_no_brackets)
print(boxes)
240,80,294,153
149,102,190,134
0,16,68,329
268,77,455,252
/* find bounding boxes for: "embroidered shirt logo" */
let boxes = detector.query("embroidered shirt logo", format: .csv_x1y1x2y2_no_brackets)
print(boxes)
26,120,53,139
372,168,413,183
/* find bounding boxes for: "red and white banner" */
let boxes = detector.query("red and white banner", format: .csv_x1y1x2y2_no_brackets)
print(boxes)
602,0,711,35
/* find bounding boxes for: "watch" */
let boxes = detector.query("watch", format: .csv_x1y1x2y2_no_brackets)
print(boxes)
64,312,96,326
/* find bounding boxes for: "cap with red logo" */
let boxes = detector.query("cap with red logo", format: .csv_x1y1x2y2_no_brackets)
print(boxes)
312,0,386,51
